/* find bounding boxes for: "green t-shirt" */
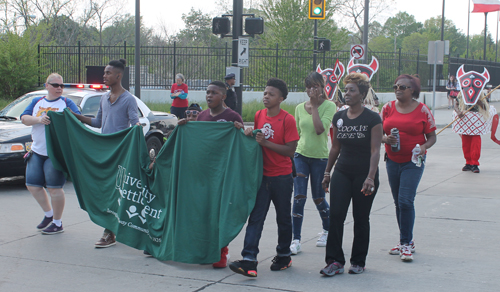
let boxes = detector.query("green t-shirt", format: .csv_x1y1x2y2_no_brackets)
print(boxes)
295,100,337,159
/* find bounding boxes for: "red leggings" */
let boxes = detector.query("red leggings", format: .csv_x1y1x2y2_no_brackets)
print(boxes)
461,135,481,166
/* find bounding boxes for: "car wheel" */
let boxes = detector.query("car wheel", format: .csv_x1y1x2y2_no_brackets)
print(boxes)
146,136,162,156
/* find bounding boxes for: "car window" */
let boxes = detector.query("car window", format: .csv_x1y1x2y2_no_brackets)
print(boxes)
0,94,45,118
82,95,101,117
138,107,143,118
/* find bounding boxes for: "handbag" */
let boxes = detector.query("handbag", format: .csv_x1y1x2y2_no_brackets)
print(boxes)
450,90,459,97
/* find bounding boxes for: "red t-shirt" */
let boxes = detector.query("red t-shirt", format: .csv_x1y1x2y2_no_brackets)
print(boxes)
254,109,299,177
381,101,436,163
171,83,189,107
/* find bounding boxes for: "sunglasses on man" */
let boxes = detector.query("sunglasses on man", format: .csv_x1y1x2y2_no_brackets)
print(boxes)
48,83,65,88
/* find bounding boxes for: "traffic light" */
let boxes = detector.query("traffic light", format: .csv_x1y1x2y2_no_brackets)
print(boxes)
245,17,264,35
317,39,331,51
212,17,231,35
308,0,325,20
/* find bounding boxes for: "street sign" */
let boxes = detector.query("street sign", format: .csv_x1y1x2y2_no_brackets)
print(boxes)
238,37,249,67
428,41,445,65
350,44,366,60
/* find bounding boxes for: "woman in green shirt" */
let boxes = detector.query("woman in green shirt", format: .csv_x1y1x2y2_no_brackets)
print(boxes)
290,72,337,255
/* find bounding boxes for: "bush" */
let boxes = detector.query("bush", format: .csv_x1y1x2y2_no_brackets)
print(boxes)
0,32,39,100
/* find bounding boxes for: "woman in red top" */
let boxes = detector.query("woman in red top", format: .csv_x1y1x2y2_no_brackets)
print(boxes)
381,74,436,262
170,73,189,119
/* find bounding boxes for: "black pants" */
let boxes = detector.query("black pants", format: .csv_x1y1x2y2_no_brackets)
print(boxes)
325,169,379,267
170,106,187,119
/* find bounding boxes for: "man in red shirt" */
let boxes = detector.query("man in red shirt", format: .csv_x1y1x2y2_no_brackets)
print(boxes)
229,78,299,277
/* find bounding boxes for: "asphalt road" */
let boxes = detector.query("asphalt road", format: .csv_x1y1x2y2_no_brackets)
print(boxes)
1,107,499,292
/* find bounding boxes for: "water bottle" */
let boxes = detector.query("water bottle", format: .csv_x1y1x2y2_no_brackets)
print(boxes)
411,144,422,167
390,128,400,152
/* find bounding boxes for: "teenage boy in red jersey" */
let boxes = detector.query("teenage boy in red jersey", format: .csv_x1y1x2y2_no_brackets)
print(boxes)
229,78,299,277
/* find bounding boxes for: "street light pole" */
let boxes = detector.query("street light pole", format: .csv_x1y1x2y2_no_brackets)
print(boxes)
362,0,369,63
135,0,141,98
232,0,243,115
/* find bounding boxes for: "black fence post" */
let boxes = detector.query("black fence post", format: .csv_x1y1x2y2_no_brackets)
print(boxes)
78,41,81,83
275,43,279,77
173,41,176,84
38,44,41,86
225,42,228,69
398,47,402,76
416,49,420,76
124,41,127,60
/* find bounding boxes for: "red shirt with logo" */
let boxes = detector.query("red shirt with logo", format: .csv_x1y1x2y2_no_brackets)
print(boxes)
381,101,436,163
171,83,189,107
254,108,299,177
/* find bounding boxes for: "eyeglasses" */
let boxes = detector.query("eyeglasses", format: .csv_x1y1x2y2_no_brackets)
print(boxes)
185,110,199,115
48,83,64,88
393,84,411,91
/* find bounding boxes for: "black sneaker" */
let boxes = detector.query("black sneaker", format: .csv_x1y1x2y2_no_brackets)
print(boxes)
471,165,480,173
462,164,472,171
37,216,53,230
229,260,258,277
41,223,64,234
270,255,292,271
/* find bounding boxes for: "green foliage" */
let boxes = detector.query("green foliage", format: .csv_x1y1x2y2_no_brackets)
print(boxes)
175,8,225,47
0,98,11,109
0,32,39,100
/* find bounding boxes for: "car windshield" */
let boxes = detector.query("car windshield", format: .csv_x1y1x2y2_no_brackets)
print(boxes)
0,94,83,119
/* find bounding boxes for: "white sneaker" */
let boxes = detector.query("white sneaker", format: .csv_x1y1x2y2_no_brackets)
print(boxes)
316,230,328,247
290,239,301,255
389,241,415,255
400,244,414,261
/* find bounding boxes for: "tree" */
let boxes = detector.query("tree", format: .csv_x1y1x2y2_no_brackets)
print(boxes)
336,0,395,37
175,8,224,47
0,32,39,99
421,16,467,56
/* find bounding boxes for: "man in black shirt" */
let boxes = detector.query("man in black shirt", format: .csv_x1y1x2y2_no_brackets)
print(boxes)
224,73,237,111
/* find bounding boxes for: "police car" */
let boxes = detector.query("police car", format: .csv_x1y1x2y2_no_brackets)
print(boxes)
0,84,177,178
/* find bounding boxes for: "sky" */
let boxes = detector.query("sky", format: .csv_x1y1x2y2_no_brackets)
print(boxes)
125,0,500,39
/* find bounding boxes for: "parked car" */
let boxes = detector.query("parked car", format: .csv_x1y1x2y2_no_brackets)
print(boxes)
0,84,177,178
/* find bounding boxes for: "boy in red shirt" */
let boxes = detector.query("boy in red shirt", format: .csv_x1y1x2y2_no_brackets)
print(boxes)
229,78,299,277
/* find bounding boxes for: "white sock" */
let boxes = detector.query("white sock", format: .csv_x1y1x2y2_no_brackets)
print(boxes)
44,210,53,218
53,219,62,227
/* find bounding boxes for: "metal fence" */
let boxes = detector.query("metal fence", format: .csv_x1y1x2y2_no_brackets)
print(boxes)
38,42,500,92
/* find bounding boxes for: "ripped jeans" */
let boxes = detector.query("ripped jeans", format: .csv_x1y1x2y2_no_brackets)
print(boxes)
292,153,330,241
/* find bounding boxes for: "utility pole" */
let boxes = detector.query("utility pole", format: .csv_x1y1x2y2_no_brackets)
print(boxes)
135,0,141,98
362,0,369,50
232,0,243,115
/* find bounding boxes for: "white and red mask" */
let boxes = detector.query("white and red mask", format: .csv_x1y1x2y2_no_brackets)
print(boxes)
316,59,345,101
347,56,379,81
456,65,490,106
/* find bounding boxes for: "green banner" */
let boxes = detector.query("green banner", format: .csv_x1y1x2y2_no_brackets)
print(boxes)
46,109,262,263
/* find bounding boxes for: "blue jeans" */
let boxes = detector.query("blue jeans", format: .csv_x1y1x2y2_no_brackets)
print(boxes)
242,174,293,261
385,157,425,245
25,151,66,188
292,153,329,240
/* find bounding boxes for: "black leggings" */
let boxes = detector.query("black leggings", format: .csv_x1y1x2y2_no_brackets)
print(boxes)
325,169,379,267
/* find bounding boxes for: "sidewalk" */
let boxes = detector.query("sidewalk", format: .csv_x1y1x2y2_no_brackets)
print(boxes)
1,118,499,291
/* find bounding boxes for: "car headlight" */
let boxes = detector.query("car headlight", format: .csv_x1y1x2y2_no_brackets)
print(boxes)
0,143,26,153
